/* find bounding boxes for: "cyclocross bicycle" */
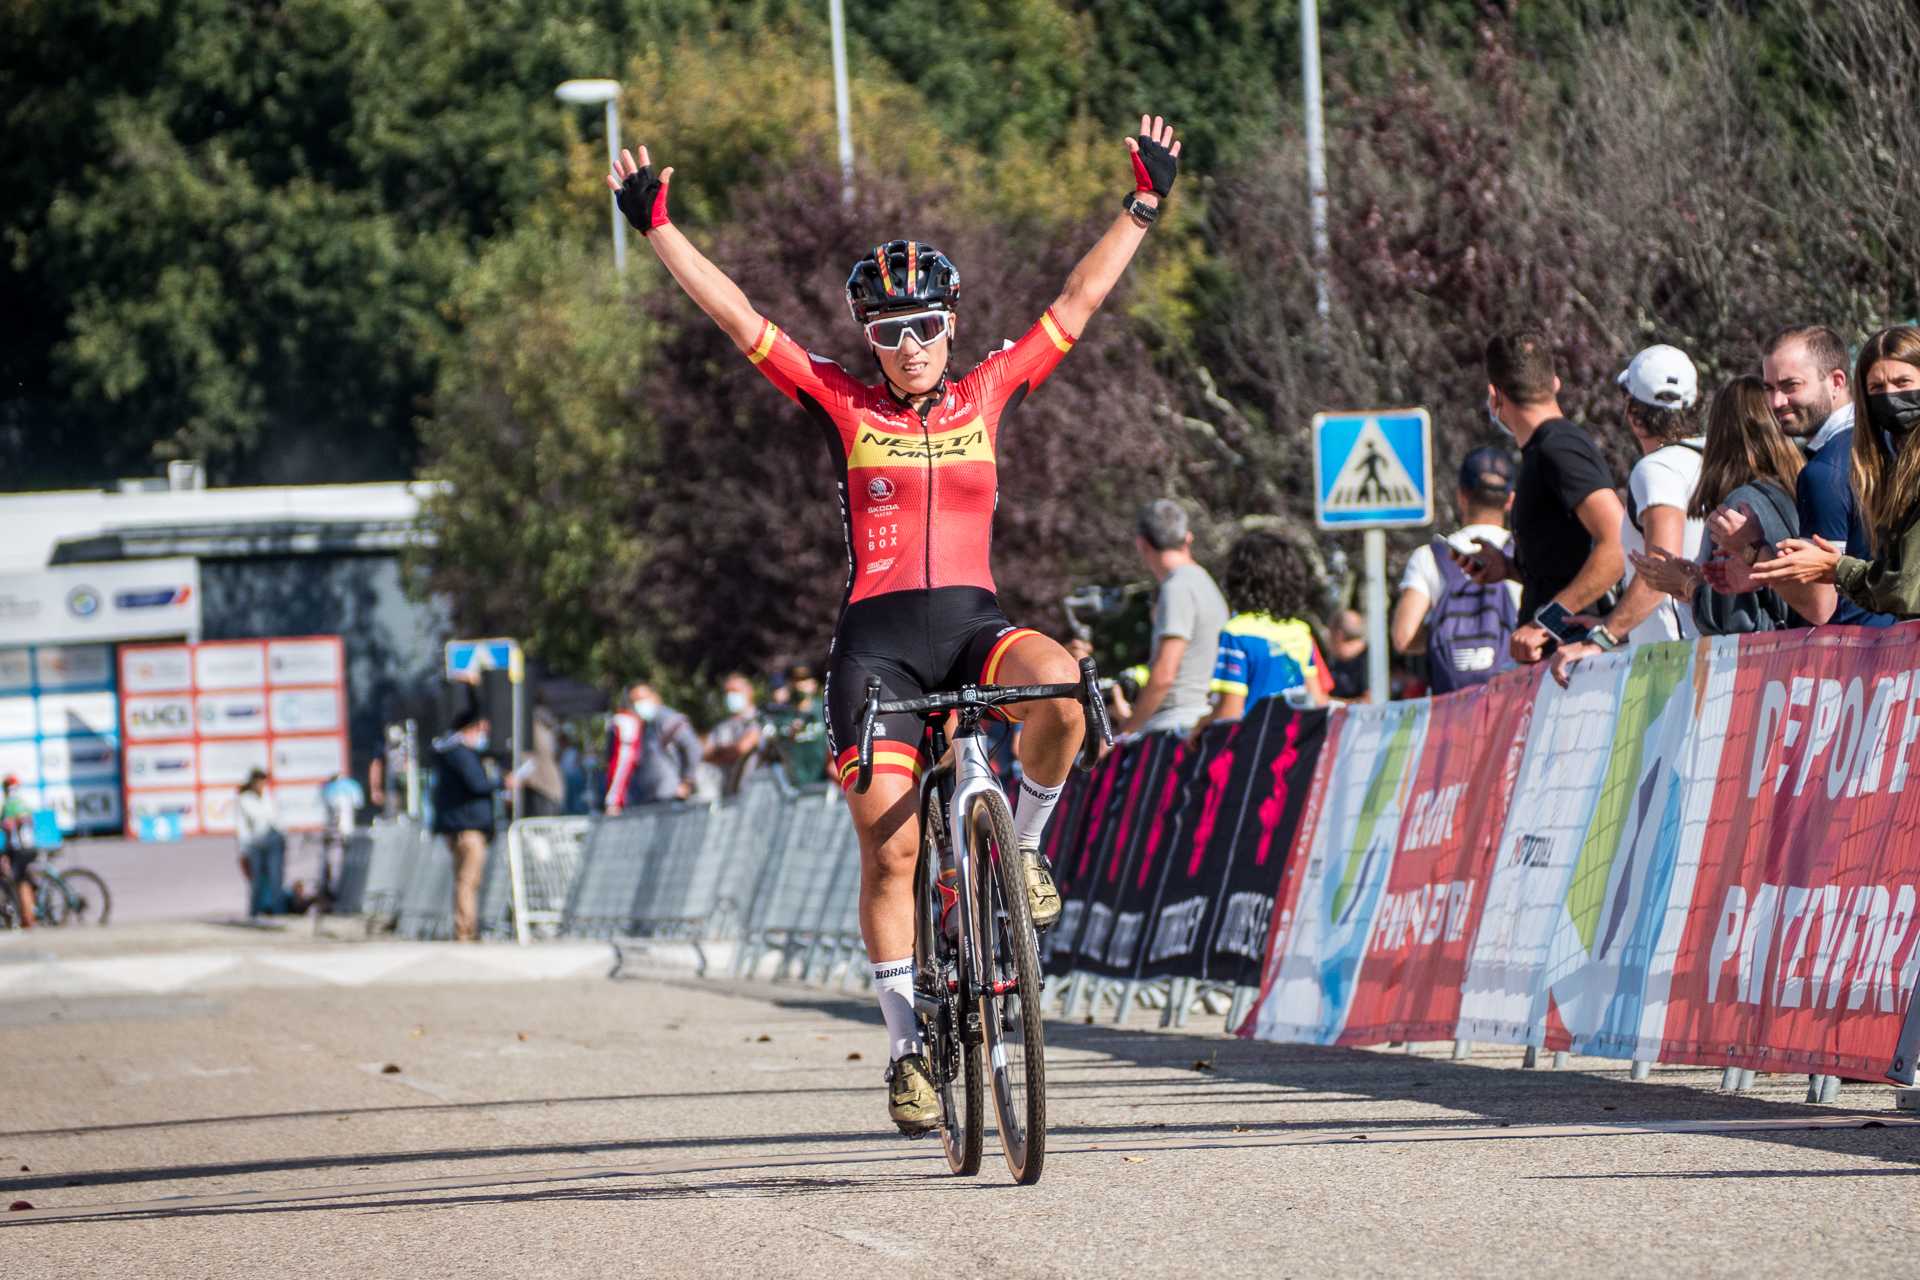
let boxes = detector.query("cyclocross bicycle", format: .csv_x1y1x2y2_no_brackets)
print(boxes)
852,655,1111,1185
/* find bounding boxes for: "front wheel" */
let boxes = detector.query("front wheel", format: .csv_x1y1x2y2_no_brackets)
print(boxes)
915,785,981,1176
968,790,1047,1185
54,869,111,925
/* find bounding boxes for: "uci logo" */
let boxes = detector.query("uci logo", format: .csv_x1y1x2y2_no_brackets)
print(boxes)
867,477,896,503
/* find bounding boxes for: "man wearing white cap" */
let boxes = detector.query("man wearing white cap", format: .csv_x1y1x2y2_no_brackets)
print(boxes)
1551,344,1707,686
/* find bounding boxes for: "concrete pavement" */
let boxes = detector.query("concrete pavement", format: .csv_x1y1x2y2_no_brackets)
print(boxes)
2,939,1918,1278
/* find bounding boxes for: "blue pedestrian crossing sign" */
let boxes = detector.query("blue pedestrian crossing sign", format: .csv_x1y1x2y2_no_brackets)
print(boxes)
1311,408,1433,530
445,637,524,683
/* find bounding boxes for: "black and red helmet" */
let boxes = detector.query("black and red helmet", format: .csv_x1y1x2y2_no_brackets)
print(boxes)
844,240,960,323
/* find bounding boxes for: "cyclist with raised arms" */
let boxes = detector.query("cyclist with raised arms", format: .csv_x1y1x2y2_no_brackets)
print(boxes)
608,115,1181,1134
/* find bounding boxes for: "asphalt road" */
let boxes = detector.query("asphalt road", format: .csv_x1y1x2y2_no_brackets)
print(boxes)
2,961,1917,1278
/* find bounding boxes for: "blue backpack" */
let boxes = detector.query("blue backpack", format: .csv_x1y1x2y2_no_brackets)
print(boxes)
1427,537,1518,694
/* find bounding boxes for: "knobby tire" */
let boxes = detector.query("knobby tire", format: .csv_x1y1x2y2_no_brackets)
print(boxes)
968,790,1047,1185
916,786,981,1175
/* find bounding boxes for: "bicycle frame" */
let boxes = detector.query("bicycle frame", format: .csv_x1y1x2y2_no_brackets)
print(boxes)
921,707,1008,1000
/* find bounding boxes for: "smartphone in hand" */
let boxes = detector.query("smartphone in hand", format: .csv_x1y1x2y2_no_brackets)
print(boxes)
1533,601,1590,646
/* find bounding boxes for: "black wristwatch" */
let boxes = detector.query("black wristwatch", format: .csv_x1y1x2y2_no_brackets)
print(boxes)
1121,192,1159,227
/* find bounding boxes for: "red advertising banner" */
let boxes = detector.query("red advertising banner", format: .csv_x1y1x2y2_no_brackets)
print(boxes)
1661,627,1920,1077
120,636,349,837
1337,671,1537,1044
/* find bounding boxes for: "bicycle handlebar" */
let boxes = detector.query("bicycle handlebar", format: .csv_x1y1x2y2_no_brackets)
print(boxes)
852,657,1114,795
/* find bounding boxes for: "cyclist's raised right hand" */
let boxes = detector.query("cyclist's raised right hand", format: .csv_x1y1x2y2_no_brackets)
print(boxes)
607,146,673,234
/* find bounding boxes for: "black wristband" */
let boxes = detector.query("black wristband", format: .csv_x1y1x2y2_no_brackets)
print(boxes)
1121,192,1159,227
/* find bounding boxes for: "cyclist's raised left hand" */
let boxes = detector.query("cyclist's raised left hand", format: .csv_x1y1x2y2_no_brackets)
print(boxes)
607,146,673,234
1125,115,1181,202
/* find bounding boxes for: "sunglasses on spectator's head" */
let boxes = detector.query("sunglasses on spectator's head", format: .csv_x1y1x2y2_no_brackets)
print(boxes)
865,308,952,351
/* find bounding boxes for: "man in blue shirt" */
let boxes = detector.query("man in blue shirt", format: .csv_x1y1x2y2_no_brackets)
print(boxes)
1720,325,1892,627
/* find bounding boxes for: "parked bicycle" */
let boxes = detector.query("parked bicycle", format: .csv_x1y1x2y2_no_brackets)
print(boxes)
0,847,112,929
853,655,1111,1185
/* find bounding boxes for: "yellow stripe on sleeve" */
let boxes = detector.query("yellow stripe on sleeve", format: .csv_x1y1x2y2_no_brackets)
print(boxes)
748,322,780,365
1039,311,1074,354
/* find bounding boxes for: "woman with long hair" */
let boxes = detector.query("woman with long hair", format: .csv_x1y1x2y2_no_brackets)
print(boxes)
1632,375,1804,632
1755,326,1920,614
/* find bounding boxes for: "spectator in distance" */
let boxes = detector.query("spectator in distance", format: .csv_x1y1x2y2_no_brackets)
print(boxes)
763,664,832,788
1324,608,1371,702
515,702,567,817
235,769,287,918
1754,326,1920,616
1,775,36,929
1465,328,1626,663
431,709,495,942
603,680,701,811
1637,376,1803,633
702,671,764,798
1119,498,1229,735
1391,446,1522,693
1190,528,1329,742
1725,324,1894,627
1551,344,1706,686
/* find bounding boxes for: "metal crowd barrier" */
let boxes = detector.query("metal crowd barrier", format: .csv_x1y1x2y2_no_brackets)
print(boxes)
506,817,593,944
355,818,437,929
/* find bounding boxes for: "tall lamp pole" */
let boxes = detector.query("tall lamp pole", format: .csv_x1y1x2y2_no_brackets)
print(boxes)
829,0,855,204
554,78,627,274
1300,0,1331,334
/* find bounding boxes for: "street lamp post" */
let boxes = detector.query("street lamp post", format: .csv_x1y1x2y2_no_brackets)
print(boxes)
554,78,627,274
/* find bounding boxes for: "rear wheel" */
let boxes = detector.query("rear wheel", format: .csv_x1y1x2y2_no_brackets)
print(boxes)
968,790,1047,1185
915,785,980,1175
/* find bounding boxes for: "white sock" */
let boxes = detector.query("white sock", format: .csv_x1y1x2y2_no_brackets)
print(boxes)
871,958,921,1061
1013,775,1065,850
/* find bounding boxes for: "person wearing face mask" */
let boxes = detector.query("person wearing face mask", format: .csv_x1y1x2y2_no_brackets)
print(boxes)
431,708,496,942
1755,326,1920,616
701,672,764,799
603,680,699,814
1461,328,1626,663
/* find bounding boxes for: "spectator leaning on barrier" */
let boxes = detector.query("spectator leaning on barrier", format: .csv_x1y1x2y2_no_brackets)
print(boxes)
1732,323,1894,629
1754,326,1920,618
1391,446,1522,693
1466,328,1626,664
1190,529,1330,742
1120,498,1229,736
431,708,495,942
703,672,764,799
1551,344,1706,686
603,680,700,812
764,663,831,787
1637,376,1804,634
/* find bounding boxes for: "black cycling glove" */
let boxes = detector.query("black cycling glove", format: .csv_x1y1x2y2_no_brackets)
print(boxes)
1130,133,1178,199
615,164,672,234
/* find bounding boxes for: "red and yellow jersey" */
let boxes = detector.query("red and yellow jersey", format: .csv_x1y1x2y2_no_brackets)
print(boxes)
744,309,1076,605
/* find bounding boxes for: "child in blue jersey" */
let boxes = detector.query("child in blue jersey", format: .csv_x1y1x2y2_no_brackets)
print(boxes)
1191,530,1330,743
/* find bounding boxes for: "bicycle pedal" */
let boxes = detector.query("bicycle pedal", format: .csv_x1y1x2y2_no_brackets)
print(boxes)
895,1122,941,1140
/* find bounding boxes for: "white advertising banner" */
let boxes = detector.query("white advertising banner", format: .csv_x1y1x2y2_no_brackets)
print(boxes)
120,645,193,693
199,738,270,787
43,734,125,782
270,688,342,734
272,734,345,781
0,642,123,834
196,691,270,738
268,638,341,686
195,642,267,690
124,694,194,741
0,559,200,646
125,741,199,789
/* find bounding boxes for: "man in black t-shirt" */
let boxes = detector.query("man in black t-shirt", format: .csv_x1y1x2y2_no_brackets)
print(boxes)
1463,328,1626,663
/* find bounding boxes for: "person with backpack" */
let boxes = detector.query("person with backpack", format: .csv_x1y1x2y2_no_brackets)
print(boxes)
1550,344,1708,688
1391,447,1523,694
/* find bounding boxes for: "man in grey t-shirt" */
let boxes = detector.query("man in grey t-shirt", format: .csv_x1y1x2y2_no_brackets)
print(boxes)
1120,498,1229,736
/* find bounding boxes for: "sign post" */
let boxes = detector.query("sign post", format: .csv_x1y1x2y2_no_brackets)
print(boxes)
1311,409,1433,705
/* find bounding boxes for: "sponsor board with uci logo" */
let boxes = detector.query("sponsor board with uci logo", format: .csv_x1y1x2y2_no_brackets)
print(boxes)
117,636,348,839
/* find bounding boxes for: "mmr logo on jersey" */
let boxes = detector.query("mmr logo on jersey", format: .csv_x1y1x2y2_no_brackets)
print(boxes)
849,419,994,468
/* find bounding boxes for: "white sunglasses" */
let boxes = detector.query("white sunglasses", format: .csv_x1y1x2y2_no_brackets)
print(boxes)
865,308,953,351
